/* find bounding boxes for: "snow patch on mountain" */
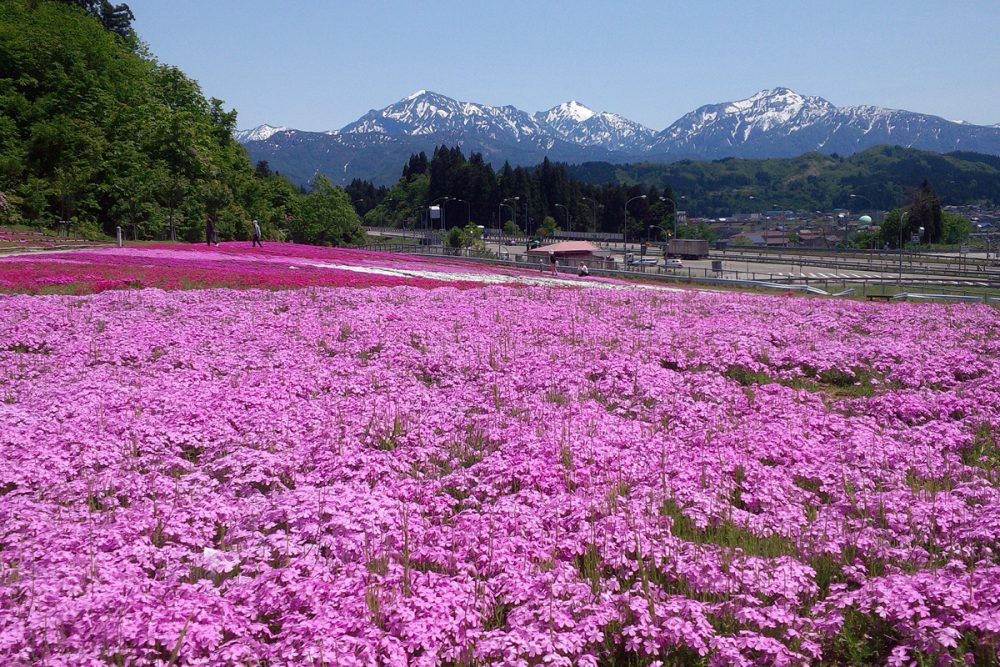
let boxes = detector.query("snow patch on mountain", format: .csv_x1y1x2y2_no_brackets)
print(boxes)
540,101,596,125
233,124,287,142
234,88,1000,180
535,102,654,151
337,91,549,142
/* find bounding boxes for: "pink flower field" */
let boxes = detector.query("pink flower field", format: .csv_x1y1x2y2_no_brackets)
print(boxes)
0,244,501,294
1,251,999,665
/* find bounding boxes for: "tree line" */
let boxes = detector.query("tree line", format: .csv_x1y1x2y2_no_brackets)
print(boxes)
349,146,682,241
349,143,985,247
850,179,974,249
570,146,1000,218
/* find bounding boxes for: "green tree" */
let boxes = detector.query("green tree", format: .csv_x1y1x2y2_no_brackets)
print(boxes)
941,211,972,245
372,173,429,228
58,0,136,39
848,228,880,250
537,215,558,238
290,175,363,246
242,167,297,242
675,221,717,241
254,160,272,178
502,220,523,236
401,152,429,181
0,0,311,242
878,209,911,249
154,167,190,242
445,226,464,249
445,223,485,250
909,179,942,243
0,189,21,226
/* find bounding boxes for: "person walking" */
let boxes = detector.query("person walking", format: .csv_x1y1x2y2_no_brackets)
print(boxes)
206,215,216,246
251,219,263,247
549,251,557,275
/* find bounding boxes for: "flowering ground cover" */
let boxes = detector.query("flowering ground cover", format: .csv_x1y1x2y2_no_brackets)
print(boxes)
1,281,998,665
0,244,496,294
0,243,657,296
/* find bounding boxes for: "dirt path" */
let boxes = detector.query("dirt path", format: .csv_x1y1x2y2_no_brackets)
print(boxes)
307,261,686,292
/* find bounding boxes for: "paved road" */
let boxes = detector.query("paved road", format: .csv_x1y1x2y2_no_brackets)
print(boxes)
370,232,999,289
674,257,995,287
597,249,996,287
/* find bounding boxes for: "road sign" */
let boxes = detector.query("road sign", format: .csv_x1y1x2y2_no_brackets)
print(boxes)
910,234,921,244
960,245,970,254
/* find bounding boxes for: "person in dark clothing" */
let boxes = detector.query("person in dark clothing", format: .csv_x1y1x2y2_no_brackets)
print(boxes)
549,251,557,274
251,219,263,247
206,215,217,246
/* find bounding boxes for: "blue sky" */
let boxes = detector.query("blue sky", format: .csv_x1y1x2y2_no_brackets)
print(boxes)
127,0,1000,132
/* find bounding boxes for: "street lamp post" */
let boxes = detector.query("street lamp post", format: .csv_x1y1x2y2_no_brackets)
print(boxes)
500,196,519,233
624,195,647,264
897,211,909,284
451,198,471,226
914,226,925,273
849,193,877,260
500,197,519,252
430,196,451,233
499,201,516,229
555,204,570,233
659,195,684,238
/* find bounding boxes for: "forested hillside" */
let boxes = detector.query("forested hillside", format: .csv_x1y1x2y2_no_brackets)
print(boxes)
351,143,992,247
0,0,361,245
568,146,1000,217
352,147,682,241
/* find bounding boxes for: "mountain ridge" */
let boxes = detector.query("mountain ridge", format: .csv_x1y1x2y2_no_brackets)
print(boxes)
237,88,1000,185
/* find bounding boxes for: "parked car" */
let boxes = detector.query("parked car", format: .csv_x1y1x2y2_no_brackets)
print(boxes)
626,254,658,266
663,258,684,269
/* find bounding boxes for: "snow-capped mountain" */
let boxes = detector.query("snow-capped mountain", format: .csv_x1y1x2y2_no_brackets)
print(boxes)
652,88,837,155
233,124,287,143
536,100,595,131
339,90,552,146
235,88,1000,185
534,102,656,152
652,87,1000,159
332,91,657,152
576,112,657,152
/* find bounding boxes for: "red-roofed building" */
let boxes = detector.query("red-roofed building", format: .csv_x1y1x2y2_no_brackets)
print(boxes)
526,241,608,260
